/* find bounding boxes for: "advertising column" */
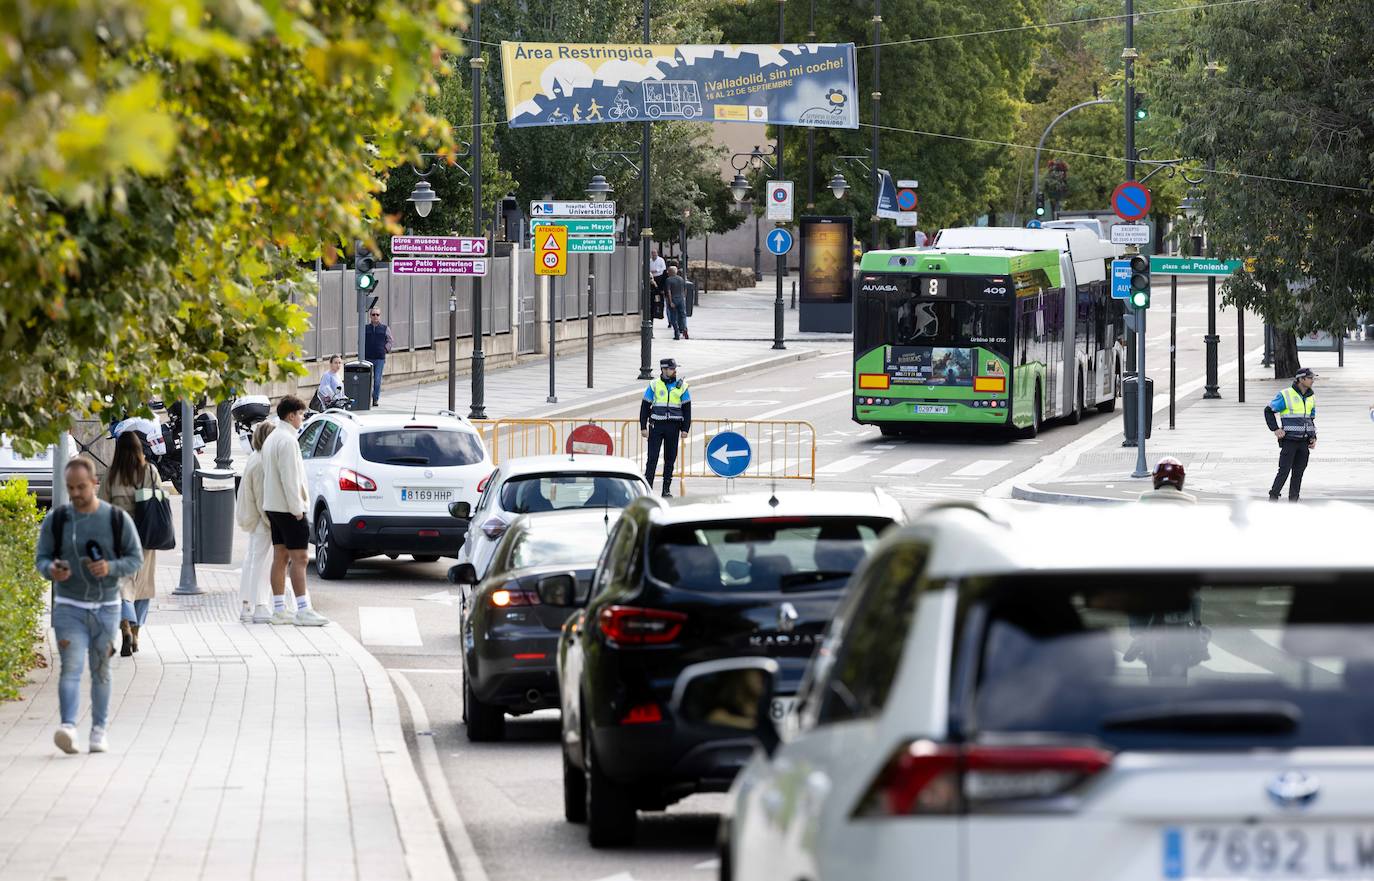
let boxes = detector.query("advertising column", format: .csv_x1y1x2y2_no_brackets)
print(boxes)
798,216,853,332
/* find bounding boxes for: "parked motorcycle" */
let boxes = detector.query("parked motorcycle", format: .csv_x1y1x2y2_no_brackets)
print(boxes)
111,400,216,494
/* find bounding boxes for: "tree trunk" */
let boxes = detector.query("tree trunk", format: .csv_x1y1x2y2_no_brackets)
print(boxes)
1273,328,1300,378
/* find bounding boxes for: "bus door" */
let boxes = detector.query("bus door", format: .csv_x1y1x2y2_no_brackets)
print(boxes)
1059,252,1080,418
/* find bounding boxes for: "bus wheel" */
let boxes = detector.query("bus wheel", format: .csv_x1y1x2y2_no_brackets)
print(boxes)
878,424,903,438
1018,387,1042,439
1066,374,1084,425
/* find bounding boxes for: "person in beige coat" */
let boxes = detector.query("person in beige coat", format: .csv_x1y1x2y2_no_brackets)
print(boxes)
259,396,328,626
236,421,276,623
98,431,165,656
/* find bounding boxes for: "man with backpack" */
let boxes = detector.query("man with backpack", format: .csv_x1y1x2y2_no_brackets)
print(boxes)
34,457,144,754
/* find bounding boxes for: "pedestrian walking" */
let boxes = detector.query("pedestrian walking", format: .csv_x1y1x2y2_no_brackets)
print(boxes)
236,420,277,623
639,357,691,498
650,249,667,320
97,432,164,656
35,457,143,754
313,354,346,411
1137,457,1197,504
665,265,689,340
260,396,329,626
364,309,394,406
1264,367,1318,502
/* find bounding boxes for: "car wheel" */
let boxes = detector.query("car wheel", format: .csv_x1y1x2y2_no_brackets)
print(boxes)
585,720,636,847
411,554,440,563
464,669,505,742
314,510,351,580
563,743,587,823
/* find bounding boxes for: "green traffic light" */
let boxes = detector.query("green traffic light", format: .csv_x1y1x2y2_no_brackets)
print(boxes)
1131,290,1150,309
1135,107,1148,121
356,273,375,291
1035,206,1046,216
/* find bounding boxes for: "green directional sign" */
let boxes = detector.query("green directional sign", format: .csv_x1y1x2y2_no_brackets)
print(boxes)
567,237,615,254
530,218,616,236
1149,256,1244,277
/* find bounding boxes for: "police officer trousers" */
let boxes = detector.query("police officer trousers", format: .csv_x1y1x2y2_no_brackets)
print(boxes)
1270,438,1311,500
645,421,682,490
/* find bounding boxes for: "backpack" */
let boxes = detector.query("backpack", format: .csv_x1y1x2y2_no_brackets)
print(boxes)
51,503,125,561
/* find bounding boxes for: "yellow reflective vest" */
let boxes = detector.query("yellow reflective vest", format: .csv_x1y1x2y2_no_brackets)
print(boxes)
1275,386,1316,439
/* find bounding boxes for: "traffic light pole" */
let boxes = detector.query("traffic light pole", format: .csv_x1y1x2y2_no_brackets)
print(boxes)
355,240,368,365
1123,0,1139,373
1132,305,1149,478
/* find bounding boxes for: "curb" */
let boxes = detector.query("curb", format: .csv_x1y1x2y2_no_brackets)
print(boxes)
534,347,825,418
1010,483,1134,505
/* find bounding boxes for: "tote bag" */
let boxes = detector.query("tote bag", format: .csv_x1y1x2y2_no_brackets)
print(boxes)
133,464,177,551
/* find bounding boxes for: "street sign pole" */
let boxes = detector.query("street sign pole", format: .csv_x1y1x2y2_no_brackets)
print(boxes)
175,400,203,595
1133,303,1149,479
547,275,558,404
1170,275,1177,430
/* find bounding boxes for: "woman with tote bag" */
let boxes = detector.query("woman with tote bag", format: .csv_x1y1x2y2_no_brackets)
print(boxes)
236,421,276,623
99,430,170,656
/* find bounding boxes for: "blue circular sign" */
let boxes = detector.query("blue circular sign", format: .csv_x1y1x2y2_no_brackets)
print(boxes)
1111,181,1152,222
896,188,918,211
706,431,752,478
1026,219,1042,229
765,228,793,256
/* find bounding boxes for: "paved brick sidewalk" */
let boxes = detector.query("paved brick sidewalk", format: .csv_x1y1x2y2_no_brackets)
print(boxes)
1013,344,1374,504
0,568,455,881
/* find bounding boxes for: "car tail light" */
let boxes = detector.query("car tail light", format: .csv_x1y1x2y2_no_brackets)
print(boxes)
339,469,377,492
481,516,509,540
854,741,1114,818
477,474,492,493
619,703,663,725
418,529,440,537
490,587,540,607
598,606,687,646
858,373,891,390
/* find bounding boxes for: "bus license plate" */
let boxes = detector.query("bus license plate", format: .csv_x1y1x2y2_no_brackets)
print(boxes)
400,487,453,503
1163,825,1374,879
915,405,948,415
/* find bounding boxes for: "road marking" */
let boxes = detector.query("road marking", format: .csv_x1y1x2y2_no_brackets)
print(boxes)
390,671,490,881
359,607,424,647
695,859,721,870
817,455,874,474
419,590,459,606
389,668,463,675
949,459,1012,479
755,389,851,420
882,458,941,476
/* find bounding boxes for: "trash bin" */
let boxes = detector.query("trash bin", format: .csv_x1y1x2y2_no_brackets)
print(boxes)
1123,373,1154,442
684,282,697,317
344,360,373,412
192,468,237,564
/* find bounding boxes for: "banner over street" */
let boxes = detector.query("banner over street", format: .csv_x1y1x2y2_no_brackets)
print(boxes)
501,42,859,130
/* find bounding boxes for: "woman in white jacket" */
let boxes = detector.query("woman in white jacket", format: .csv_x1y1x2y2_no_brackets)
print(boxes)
236,421,276,622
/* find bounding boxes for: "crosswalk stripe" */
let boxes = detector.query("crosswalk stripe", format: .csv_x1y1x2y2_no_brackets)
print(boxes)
359,606,424,647
881,458,941,476
817,455,875,474
949,459,1012,479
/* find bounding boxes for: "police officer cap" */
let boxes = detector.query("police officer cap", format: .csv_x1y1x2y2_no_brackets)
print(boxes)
659,358,678,370
1294,367,1319,380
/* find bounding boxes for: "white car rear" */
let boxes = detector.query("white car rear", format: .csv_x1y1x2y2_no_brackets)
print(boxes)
1,434,75,504
724,501,1374,881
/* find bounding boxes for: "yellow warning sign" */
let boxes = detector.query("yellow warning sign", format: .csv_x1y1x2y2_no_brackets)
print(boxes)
535,225,568,276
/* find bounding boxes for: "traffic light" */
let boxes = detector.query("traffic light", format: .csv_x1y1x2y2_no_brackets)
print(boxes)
1035,192,1046,217
1134,95,1148,121
1128,254,1151,309
354,249,376,292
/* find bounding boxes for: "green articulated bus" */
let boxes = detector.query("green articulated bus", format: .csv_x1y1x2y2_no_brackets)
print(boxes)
852,226,1125,437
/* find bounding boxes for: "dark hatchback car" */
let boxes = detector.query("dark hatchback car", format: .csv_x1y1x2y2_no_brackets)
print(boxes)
544,490,905,847
452,508,621,742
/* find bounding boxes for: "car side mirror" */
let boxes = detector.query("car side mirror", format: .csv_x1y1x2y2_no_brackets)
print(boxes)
447,562,478,585
536,572,581,608
670,658,781,756
449,500,472,520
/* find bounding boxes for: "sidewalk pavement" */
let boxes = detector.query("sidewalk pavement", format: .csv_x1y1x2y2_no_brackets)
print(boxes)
1012,343,1374,504
0,566,456,881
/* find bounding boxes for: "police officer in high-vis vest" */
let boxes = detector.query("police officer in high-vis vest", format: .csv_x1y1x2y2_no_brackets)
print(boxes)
1264,367,1318,501
640,358,692,498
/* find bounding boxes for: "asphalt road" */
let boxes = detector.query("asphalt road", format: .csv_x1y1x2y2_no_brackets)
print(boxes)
309,280,1259,881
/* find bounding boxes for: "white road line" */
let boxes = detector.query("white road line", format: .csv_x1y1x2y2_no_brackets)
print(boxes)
949,459,1012,479
881,458,941,476
817,455,875,474
389,668,463,675
755,389,852,420
359,607,424,647
389,671,490,881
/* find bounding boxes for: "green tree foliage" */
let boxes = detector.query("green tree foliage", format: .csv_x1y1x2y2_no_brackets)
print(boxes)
1153,0,1374,374
0,0,462,448
0,480,48,700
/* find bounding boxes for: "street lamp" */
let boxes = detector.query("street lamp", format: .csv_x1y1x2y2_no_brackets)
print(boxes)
408,180,440,218
729,145,785,350
729,173,751,204
828,172,849,200
585,174,614,202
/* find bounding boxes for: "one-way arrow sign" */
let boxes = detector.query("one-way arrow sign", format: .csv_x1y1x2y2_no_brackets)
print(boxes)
706,431,752,478
766,228,793,256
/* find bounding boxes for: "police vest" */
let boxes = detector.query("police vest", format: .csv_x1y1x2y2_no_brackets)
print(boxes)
649,379,688,421
1277,387,1315,439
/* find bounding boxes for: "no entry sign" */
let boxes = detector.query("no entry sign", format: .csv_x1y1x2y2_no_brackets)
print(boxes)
1111,181,1152,222
565,424,613,456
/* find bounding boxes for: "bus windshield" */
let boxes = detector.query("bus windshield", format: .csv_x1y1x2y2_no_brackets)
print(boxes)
857,274,1013,359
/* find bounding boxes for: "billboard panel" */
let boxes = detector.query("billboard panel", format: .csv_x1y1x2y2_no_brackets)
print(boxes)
800,216,854,304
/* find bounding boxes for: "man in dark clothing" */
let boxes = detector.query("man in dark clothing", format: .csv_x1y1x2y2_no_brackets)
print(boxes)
364,308,394,405
665,265,689,340
1264,367,1318,501
639,358,692,497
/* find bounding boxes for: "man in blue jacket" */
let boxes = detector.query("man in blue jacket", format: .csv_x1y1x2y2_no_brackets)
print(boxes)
35,458,144,754
1264,367,1318,501
364,308,394,406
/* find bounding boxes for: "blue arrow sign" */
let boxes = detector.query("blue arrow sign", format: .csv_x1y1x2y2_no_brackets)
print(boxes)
1026,219,1042,229
706,431,752,478
766,228,793,256
1111,259,1132,300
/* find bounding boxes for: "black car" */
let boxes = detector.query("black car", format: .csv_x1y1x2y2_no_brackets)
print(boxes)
543,490,905,847
451,508,621,742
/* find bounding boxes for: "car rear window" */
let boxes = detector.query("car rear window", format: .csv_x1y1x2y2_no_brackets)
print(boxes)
961,575,1374,748
499,474,642,513
359,429,484,467
648,518,888,593
510,521,614,569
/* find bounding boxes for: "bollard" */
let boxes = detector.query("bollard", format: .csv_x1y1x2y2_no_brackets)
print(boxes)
790,280,796,310
174,400,204,595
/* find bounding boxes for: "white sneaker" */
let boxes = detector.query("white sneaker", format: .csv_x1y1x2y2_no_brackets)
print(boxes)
252,604,273,623
269,609,295,625
89,726,109,753
54,725,78,755
293,607,330,627
239,605,253,623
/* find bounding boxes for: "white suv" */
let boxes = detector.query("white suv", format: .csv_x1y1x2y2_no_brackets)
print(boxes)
1,434,75,505
711,501,1374,881
301,410,491,579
